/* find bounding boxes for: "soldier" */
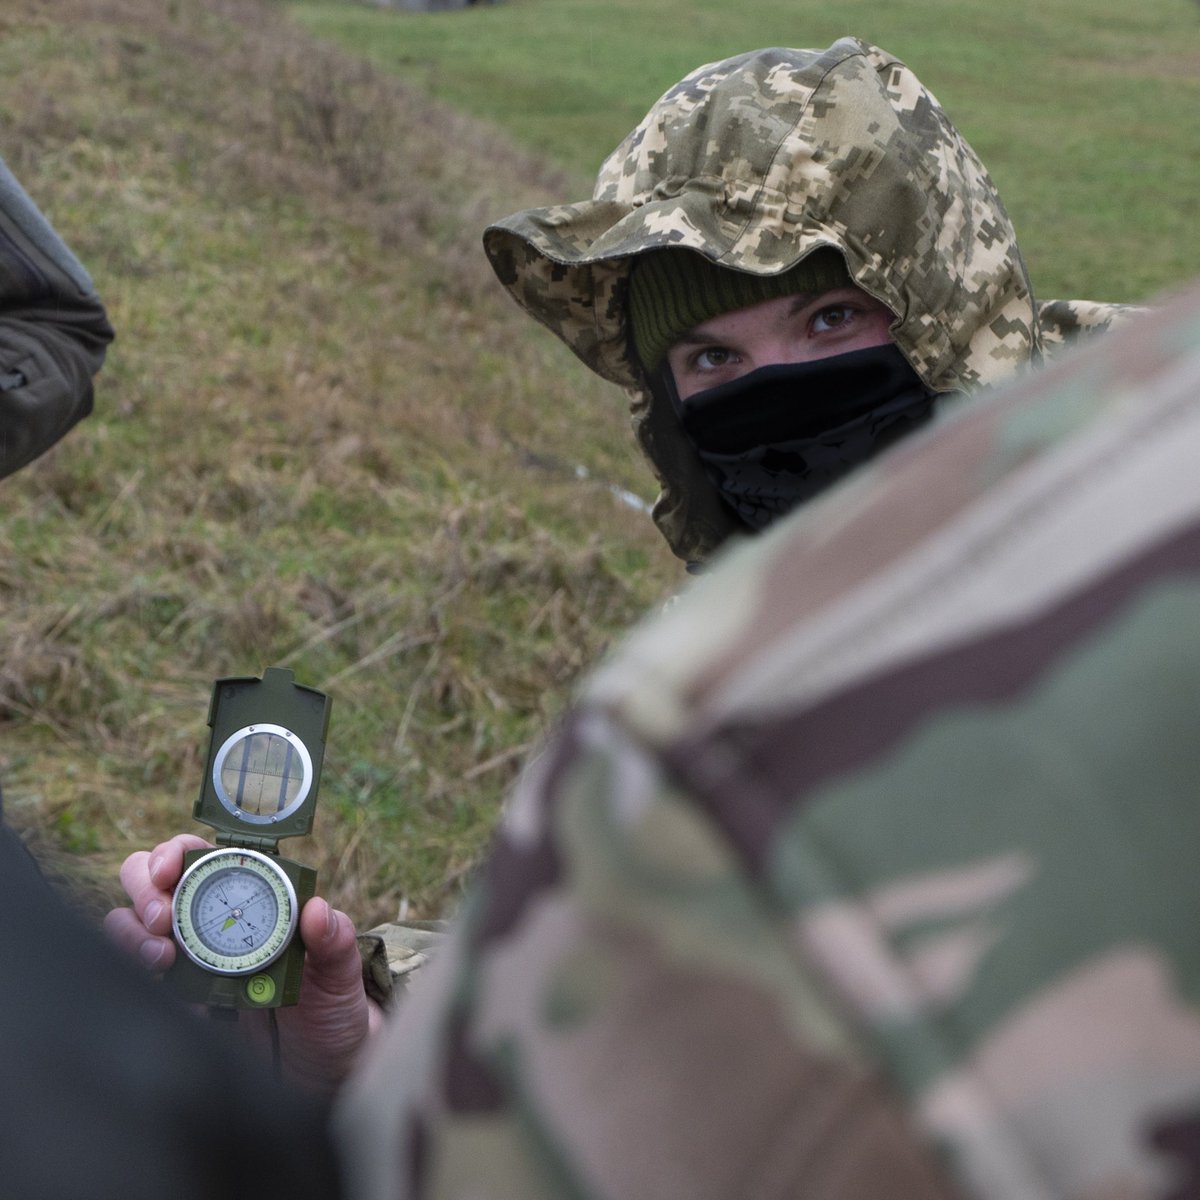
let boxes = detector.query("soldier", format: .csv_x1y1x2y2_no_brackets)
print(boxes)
485,37,1133,568
334,278,1200,1199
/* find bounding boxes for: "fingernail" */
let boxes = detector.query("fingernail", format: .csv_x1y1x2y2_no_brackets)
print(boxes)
148,854,164,883
145,900,164,930
326,904,338,941
139,939,167,970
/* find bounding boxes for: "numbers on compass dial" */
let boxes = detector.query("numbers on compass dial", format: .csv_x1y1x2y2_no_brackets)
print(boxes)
172,850,298,975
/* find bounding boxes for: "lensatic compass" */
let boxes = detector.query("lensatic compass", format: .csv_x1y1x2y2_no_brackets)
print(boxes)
169,667,331,1010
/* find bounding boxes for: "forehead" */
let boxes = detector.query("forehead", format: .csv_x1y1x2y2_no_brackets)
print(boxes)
672,285,882,344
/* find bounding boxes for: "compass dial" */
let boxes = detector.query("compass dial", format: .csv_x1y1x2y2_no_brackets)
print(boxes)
172,848,299,976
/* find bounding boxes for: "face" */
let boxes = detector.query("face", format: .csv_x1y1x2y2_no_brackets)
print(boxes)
665,285,896,401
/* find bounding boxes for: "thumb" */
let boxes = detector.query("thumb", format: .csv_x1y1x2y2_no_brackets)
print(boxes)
298,897,364,1001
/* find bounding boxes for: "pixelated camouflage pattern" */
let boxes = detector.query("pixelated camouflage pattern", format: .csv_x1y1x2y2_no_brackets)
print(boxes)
484,40,1131,564
1037,297,1141,352
337,281,1200,1199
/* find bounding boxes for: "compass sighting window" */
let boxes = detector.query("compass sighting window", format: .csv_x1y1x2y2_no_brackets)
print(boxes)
212,724,314,824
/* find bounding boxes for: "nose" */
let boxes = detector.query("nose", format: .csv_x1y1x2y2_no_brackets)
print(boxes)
750,335,822,368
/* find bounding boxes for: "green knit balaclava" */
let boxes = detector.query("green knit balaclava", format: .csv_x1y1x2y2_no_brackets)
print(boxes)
628,247,852,373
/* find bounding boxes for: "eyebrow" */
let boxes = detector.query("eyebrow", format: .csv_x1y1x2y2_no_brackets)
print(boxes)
669,329,726,350
668,291,831,350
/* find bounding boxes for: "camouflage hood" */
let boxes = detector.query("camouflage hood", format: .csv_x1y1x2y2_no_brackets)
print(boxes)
484,38,1115,563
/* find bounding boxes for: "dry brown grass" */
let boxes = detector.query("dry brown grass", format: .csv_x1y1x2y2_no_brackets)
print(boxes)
0,0,677,924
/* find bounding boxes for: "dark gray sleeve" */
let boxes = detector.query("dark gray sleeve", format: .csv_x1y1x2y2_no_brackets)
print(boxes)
0,155,114,479
0,819,345,1200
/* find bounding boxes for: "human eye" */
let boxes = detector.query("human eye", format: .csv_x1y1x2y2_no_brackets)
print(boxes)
693,345,737,371
811,304,855,334
666,336,748,397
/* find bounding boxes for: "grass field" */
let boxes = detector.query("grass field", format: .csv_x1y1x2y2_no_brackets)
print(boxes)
0,0,675,923
288,0,1200,300
0,0,1196,927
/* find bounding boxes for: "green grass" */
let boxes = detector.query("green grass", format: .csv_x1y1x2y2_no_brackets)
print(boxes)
287,0,1200,300
0,0,674,923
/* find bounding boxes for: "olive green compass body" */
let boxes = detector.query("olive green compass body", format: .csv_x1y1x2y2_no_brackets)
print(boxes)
169,667,331,1010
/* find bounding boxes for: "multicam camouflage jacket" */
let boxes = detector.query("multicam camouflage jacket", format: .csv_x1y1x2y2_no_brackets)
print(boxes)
336,280,1200,1199
484,38,1133,564
0,154,113,479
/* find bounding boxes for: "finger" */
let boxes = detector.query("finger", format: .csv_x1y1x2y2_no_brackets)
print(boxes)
280,900,374,1089
116,850,168,930
297,899,364,1002
103,906,177,972
146,834,211,890
118,835,213,929
118,849,154,908
117,851,172,931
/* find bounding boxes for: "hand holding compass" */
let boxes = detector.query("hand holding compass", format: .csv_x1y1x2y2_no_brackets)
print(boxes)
107,837,379,1090
106,667,381,1086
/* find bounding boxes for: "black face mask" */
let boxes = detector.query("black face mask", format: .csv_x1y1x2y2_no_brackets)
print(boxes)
671,344,939,531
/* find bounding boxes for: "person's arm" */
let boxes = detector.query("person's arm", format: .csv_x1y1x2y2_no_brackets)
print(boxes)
0,155,114,478
333,714,954,1200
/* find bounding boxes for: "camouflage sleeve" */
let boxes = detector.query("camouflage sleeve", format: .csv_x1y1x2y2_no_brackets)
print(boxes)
336,280,1200,1200
0,155,114,479
357,921,450,1009
336,729,957,1200
1035,297,1142,353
